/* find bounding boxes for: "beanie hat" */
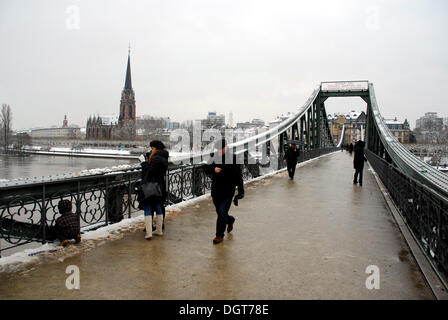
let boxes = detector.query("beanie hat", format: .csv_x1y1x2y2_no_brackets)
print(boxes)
58,199,72,214
149,140,166,150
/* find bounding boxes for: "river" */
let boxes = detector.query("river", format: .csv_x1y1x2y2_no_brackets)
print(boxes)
0,154,136,181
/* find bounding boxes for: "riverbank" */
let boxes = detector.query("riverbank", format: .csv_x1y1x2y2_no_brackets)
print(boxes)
20,146,139,160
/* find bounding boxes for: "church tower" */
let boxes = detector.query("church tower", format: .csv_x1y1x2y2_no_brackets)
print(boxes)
116,47,136,140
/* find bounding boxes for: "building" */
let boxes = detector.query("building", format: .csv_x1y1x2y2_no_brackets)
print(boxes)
384,117,411,144
415,112,444,132
202,111,225,129
86,50,136,140
414,112,446,144
85,115,118,140
136,115,180,138
62,114,68,128
236,119,266,130
328,111,366,145
30,127,81,139
29,115,81,139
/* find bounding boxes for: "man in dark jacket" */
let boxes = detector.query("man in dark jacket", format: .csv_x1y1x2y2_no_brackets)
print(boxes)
139,140,169,239
283,143,300,179
353,140,367,186
204,139,245,244
55,200,81,247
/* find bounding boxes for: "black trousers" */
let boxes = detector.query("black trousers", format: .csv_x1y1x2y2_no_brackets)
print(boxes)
213,197,234,238
354,168,364,185
287,162,296,179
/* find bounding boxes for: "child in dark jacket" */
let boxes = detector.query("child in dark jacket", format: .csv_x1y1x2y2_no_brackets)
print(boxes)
55,200,81,246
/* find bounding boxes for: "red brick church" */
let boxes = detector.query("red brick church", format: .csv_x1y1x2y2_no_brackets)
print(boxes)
86,50,136,140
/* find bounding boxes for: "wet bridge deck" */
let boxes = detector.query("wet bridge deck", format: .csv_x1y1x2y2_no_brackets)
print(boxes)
0,151,434,299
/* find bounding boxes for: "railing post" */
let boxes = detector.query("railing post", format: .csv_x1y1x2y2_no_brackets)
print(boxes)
128,174,132,219
192,165,196,198
41,183,47,244
166,169,170,206
77,180,81,232
105,177,109,226
181,166,184,201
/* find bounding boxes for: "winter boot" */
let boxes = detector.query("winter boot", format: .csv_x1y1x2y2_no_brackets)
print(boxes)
144,215,153,240
154,215,164,236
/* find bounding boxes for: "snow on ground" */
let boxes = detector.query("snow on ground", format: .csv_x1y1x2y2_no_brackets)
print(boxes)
50,147,131,155
76,164,139,176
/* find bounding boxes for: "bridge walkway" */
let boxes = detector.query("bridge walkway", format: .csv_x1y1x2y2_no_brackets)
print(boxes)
0,151,434,299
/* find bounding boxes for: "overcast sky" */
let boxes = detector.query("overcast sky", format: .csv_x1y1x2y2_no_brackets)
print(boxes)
1,0,447,130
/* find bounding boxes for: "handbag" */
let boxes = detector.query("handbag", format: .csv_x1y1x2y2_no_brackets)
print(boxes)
140,168,162,201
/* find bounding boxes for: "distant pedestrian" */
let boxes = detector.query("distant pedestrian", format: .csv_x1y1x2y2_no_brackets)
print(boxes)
349,142,354,155
55,200,81,247
204,139,245,245
341,143,344,152
283,143,300,179
138,140,169,240
353,140,367,186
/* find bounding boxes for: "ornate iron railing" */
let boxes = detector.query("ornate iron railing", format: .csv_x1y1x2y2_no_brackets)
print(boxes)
0,148,338,256
365,150,448,276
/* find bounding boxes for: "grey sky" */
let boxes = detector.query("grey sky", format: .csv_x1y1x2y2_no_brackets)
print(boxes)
1,0,447,131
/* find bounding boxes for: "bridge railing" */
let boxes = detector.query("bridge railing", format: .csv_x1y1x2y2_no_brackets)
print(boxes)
365,149,448,276
367,83,448,199
0,147,338,256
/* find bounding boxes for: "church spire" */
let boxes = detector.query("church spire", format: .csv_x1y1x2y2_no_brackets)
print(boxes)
124,45,132,90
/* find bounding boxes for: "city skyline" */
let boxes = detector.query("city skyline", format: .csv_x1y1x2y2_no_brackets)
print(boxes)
1,0,448,131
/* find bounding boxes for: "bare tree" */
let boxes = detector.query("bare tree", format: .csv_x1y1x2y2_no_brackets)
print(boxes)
1,104,12,153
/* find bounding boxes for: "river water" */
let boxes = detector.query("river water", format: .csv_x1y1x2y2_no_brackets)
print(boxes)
0,154,136,181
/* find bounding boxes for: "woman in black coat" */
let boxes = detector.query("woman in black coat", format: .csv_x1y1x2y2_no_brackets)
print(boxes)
139,140,169,240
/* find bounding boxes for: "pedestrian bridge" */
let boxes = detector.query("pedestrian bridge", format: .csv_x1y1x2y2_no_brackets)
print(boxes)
1,80,447,299
0,152,437,299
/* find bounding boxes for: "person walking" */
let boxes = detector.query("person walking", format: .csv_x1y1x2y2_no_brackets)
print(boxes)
283,143,300,179
353,140,367,186
138,140,169,240
349,142,354,155
55,200,81,247
204,139,245,245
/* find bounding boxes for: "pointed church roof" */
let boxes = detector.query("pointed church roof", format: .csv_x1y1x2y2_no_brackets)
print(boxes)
124,52,132,90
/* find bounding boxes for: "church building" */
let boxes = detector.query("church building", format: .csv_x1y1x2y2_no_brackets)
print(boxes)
86,50,136,140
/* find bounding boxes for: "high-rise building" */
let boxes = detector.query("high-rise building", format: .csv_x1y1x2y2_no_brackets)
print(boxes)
228,111,234,128
415,112,444,132
202,111,225,129
62,114,68,128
